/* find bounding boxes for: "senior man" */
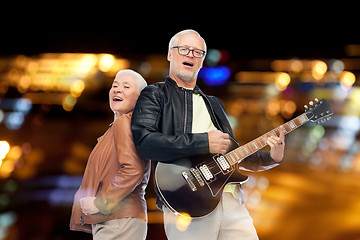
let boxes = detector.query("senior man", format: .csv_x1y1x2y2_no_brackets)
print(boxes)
131,29,285,240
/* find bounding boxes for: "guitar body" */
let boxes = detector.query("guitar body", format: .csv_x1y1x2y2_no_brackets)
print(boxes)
154,98,333,219
154,138,248,219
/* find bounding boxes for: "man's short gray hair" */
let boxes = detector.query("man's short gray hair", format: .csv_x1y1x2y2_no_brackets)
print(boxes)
168,29,207,52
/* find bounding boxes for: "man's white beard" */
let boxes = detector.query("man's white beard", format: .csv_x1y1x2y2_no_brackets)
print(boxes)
176,68,197,82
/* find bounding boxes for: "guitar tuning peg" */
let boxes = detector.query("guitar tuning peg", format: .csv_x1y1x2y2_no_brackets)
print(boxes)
304,105,308,109
315,98,319,102
327,116,332,121
321,119,326,123
309,101,314,106
316,121,320,125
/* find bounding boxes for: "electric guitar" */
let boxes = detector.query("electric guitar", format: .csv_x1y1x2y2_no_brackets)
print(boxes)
155,98,333,219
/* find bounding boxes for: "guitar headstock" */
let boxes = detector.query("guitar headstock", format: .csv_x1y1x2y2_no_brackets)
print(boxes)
304,98,333,124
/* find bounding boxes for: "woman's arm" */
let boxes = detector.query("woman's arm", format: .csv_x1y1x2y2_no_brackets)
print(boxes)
94,114,145,215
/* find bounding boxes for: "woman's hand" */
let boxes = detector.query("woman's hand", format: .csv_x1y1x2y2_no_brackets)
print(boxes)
79,197,100,215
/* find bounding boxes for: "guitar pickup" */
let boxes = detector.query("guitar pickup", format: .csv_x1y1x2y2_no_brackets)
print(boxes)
198,164,216,183
213,154,233,174
190,168,205,187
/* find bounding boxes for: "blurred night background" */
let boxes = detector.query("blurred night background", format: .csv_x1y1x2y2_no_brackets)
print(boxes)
1,7,360,240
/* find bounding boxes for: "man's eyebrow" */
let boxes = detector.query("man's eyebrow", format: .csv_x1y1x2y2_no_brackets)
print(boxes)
183,45,204,51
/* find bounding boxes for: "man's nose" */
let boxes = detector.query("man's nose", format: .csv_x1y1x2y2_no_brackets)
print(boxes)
187,51,195,58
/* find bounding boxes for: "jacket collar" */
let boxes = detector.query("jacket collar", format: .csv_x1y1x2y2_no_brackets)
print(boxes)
109,111,133,127
166,76,202,94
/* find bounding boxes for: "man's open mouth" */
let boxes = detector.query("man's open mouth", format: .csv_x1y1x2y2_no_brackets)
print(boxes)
183,61,194,67
113,97,123,102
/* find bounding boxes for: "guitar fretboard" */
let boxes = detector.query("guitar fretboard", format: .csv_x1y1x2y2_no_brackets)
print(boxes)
225,113,309,166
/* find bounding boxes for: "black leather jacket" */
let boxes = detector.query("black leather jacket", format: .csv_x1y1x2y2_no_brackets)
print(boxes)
131,76,281,209
131,76,280,171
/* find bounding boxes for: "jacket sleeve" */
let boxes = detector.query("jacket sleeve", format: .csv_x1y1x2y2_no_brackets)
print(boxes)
238,151,282,172
131,85,209,162
94,115,144,215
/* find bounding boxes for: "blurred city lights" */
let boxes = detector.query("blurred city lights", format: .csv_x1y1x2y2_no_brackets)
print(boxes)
0,211,17,240
0,144,22,179
62,94,77,112
0,46,360,239
98,54,115,72
235,71,291,92
329,59,345,72
175,212,192,232
271,59,304,73
345,44,360,56
70,79,85,97
0,53,130,118
0,98,32,113
199,66,231,86
5,112,24,130
205,49,230,66
78,54,97,75
0,141,10,162
206,49,222,66
302,125,326,158
311,60,327,80
275,73,291,91
14,98,32,113
343,88,360,116
0,110,4,123
339,71,356,90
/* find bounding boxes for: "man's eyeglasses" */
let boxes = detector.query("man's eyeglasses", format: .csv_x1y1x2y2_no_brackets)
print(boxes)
171,46,206,58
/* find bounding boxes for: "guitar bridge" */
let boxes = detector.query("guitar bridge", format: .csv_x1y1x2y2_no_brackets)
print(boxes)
182,171,197,192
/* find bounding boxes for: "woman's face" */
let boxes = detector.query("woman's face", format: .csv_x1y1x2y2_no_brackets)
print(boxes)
109,72,140,116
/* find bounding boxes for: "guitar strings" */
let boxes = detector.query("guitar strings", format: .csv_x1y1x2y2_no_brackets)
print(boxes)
199,115,306,177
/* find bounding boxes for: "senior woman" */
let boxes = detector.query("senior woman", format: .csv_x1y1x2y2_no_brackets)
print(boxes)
70,69,150,240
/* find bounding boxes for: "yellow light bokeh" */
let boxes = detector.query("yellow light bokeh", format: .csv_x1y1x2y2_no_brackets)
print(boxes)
340,71,356,90
175,212,192,232
62,94,77,112
312,60,327,80
0,142,23,178
70,79,85,97
275,73,291,91
271,59,303,73
0,141,10,162
98,54,115,72
78,54,97,75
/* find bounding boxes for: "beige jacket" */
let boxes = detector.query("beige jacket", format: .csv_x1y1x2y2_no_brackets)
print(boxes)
70,112,150,233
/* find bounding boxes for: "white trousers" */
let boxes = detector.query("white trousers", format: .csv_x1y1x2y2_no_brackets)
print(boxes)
91,217,147,240
163,192,259,240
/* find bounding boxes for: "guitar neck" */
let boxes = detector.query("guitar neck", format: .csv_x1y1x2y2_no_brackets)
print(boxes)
225,113,309,166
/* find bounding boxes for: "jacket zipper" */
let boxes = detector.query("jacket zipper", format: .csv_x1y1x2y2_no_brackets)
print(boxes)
183,89,188,133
